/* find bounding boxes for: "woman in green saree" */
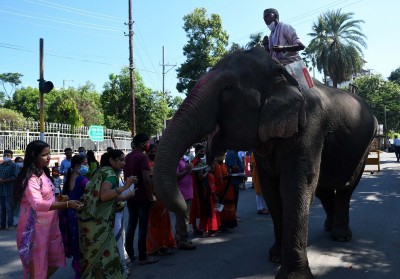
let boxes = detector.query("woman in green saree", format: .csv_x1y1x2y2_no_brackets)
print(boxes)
78,149,137,278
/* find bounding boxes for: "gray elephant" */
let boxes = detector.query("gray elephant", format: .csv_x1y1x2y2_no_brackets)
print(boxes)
153,47,377,279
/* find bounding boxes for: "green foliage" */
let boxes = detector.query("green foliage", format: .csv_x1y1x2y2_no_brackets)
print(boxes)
166,95,183,118
176,8,229,95
101,68,169,136
0,72,23,100
228,42,244,53
0,108,27,127
307,9,367,87
353,75,400,131
388,67,400,85
47,96,83,128
5,84,103,126
67,82,104,126
4,86,40,120
245,33,264,50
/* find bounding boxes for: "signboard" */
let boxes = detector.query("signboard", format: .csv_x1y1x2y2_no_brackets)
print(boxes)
88,125,104,142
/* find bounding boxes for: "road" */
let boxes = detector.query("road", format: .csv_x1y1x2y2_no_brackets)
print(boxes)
0,152,399,278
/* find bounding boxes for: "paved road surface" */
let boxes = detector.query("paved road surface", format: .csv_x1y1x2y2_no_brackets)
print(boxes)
1,152,399,278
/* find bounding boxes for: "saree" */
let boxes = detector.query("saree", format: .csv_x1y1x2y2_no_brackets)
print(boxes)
214,162,237,229
78,166,123,278
146,200,176,254
59,175,88,278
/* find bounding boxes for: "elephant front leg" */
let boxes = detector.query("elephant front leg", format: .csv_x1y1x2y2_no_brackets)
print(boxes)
276,197,314,279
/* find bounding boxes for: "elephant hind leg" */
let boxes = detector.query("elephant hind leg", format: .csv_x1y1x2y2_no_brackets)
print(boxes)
315,188,335,231
276,266,314,279
330,186,355,242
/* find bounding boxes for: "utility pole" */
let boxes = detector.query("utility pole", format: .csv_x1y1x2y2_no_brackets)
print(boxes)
63,79,74,89
160,46,176,101
38,38,53,142
127,0,136,136
384,105,387,150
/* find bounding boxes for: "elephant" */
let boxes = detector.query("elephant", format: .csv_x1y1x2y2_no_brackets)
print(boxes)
153,47,377,279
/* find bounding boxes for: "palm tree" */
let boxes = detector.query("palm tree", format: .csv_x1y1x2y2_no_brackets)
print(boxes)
245,32,264,49
308,9,367,88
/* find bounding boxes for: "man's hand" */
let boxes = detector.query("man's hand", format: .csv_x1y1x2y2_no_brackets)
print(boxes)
272,45,286,53
185,163,193,172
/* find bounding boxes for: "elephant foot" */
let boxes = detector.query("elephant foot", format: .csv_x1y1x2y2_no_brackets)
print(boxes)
276,266,314,279
331,227,352,242
269,243,281,263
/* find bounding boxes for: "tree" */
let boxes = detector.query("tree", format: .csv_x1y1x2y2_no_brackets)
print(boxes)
101,68,169,136
388,67,400,85
307,10,367,87
0,72,23,102
176,8,229,95
47,96,83,128
166,95,183,119
4,86,40,120
228,42,244,53
353,75,400,132
5,84,102,126
0,108,27,128
68,82,104,126
245,32,264,49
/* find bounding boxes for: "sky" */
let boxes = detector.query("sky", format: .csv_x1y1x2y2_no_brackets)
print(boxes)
1,0,399,98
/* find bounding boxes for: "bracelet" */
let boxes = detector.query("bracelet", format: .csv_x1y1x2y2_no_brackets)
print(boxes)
66,201,69,208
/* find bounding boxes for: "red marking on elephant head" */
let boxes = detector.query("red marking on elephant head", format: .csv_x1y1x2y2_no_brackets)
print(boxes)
190,70,218,96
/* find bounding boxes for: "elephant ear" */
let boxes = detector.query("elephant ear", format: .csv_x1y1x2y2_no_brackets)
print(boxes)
259,83,307,142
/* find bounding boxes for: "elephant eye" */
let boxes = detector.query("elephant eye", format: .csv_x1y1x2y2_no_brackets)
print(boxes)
223,84,233,91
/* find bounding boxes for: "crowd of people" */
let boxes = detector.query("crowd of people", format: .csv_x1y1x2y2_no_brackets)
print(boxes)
4,134,270,278
1,6,319,278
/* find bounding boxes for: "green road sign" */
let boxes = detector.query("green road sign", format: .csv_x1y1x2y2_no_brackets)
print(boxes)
88,125,104,142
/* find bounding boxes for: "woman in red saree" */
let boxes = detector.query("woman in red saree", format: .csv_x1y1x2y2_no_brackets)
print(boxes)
189,144,206,235
146,144,176,255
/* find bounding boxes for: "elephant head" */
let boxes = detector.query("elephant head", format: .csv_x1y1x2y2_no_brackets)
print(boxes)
153,47,306,213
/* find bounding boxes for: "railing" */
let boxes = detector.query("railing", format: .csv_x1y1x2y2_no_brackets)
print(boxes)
0,121,132,155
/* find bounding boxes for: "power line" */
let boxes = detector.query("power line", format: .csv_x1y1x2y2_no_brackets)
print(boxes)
24,0,125,22
0,8,124,33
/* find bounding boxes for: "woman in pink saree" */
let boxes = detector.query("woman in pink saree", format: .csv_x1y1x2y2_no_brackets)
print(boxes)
13,140,83,279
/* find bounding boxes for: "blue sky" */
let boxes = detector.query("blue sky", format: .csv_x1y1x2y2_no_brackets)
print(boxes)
1,0,399,98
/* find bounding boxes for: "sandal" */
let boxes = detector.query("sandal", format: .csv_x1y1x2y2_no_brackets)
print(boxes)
139,256,159,265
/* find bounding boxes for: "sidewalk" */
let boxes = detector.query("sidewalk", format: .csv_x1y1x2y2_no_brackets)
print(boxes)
0,152,399,278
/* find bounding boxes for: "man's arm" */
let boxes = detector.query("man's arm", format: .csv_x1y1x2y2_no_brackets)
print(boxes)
59,160,66,175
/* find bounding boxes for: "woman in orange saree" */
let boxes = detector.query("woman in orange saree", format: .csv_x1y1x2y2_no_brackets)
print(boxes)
213,154,237,229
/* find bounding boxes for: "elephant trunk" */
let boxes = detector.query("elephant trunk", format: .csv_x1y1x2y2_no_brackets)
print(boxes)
153,71,219,213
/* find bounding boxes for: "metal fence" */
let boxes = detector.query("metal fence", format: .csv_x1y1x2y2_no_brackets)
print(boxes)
0,121,133,155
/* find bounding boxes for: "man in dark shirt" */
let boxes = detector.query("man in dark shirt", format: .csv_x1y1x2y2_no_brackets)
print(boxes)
124,133,158,265
225,150,245,213
0,150,17,230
